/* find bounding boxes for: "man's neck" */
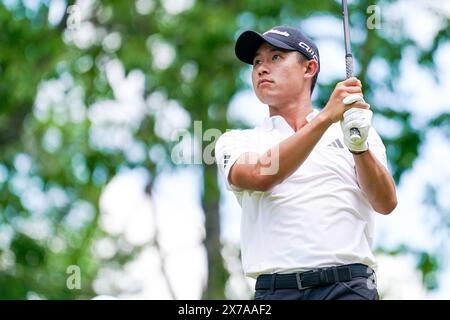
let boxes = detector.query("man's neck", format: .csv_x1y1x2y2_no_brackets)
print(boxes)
268,97,314,132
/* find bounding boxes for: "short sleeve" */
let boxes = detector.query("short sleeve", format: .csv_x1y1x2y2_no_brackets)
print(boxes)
215,130,258,192
367,128,389,170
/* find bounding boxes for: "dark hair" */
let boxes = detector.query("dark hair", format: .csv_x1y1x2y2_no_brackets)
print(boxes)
297,53,318,94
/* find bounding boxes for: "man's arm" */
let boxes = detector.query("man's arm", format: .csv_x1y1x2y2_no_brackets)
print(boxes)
229,113,332,192
229,77,366,192
353,151,397,215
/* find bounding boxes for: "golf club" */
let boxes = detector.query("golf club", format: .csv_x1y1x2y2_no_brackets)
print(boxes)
342,0,363,143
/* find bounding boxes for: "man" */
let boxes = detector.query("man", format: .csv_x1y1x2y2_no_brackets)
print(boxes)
214,26,397,300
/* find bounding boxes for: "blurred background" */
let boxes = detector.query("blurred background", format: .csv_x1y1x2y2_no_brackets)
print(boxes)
0,0,449,300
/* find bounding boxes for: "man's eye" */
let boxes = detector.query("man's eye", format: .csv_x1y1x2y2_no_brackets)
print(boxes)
272,54,281,61
253,59,261,66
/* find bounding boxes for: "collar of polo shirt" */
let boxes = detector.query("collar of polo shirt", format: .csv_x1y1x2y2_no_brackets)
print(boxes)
262,109,320,134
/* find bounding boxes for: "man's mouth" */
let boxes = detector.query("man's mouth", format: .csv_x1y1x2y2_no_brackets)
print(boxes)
258,79,273,87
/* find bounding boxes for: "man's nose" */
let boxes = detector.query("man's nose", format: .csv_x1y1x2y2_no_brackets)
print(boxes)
258,64,269,76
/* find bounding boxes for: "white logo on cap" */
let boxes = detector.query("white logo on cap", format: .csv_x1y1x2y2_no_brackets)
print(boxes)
263,29,290,37
299,41,319,62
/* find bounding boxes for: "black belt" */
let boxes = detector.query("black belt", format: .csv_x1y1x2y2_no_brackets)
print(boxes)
255,263,374,290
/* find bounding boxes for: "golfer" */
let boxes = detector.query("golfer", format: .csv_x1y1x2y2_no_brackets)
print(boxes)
215,26,397,300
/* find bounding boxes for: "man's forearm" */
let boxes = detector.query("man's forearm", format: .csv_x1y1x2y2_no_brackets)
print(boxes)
354,150,397,214
255,113,332,190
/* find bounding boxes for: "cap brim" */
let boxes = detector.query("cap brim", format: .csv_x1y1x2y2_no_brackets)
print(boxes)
235,31,296,65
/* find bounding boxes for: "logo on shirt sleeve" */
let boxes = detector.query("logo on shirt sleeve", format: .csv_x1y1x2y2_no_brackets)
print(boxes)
327,139,344,149
223,154,231,168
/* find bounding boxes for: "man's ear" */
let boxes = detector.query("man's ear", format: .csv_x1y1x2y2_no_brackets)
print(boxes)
304,60,319,80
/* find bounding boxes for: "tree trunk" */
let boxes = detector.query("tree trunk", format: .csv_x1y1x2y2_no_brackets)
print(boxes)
201,163,229,299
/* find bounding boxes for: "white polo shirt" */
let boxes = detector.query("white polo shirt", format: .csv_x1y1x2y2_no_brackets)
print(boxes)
215,110,388,278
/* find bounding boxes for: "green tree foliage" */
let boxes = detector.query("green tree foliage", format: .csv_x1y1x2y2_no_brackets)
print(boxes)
0,0,449,299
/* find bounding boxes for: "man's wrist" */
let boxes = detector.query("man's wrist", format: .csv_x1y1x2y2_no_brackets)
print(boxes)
349,149,368,155
349,142,369,155
315,112,334,128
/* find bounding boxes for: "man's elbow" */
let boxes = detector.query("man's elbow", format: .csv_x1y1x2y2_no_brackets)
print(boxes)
375,196,398,215
229,166,276,192
250,169,279,192
253,175,275,192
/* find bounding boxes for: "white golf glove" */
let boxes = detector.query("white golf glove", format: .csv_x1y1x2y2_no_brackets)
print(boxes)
340,94,373,153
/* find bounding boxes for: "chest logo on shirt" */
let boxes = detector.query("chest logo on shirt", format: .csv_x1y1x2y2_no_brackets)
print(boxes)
327,138,344,149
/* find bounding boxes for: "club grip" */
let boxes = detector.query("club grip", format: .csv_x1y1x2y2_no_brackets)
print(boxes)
345,55,354,79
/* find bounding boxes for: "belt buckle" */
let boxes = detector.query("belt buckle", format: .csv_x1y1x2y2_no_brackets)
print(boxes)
295,272,311,290
295,273,304,290
295,268,319,290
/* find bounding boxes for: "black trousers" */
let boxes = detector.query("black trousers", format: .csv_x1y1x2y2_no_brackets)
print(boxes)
254,277,379,300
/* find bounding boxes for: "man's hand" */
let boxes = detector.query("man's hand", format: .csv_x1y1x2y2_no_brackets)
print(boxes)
322,77,370,123
340,108,373,153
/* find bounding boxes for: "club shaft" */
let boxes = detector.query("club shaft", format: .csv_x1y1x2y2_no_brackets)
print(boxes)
342,0,354,79
342,0,352,58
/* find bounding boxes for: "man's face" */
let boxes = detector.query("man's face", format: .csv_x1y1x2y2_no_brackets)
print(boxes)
251,42,309,106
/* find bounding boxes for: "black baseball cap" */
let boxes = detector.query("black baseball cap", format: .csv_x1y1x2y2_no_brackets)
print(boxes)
235,25,320,71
